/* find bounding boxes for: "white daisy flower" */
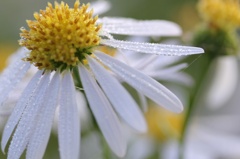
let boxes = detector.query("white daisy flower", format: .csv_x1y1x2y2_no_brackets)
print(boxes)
0,0,204,158
203,56,238,109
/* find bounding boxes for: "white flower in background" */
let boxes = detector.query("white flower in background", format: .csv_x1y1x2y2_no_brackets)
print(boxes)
182,56,240,159
204,56,238,109
0,0,204,159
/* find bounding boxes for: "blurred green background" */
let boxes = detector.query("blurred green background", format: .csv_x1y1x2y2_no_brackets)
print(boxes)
0,0,199,44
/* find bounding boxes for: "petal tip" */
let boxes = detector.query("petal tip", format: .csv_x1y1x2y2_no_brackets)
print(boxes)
116,147,126,158
199,48,205,54
133,119,148,133
173,103,184,114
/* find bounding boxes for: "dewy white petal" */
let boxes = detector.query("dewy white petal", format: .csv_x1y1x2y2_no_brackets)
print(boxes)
5,47,27,63
101,39,204,56
89,1,111,16
79,65,126,157
88,56,147,132
100,17,182,36
0,49,31,106
26,72,61,159
58,71,80,159
99,30,114,40
7,72,50,159
1,70,43,153
98,17,136,24
94,52,183,113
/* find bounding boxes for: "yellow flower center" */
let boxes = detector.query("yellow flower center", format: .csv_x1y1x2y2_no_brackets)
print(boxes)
19,0,102,70
198,0,240,29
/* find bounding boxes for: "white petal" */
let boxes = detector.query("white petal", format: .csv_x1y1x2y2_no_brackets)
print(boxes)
156,72,194,86
1,70,43,153
123,54,158,70
88,56,147,132
94,52,183,113
145,56,185,70
0,50,31,106
5,47,27,63
79,65,126,157
89,1,111,16
74,91,91,132
99,30,114,40
26,72,61,159
7,72,50,159
137,57,193,86
101,39,204,56
100,17,182,36
205,56,238,109
146,63,188,77
58,71,80,159
137,92,148,112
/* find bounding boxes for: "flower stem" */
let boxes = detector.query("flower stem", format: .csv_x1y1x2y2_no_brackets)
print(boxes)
179,55,213,159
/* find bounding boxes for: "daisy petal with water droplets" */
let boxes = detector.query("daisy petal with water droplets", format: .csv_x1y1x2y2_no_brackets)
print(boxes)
94,51,183,113
101,39,204,56
1,70,43,153
26,72,61,159
7,72,50,159
79,65,126,157
58,71,80,159
0,48,30,106
100,17,182,36
88,56,147,132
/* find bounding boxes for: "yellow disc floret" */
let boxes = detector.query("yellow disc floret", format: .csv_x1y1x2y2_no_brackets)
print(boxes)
19,0,101,70
198,0,240,29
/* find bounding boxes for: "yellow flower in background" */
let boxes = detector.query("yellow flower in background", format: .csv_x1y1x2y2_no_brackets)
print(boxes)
193,0,240,57
198,0,240,29
0,53,9,71
0,44,18,71
145,104,184,141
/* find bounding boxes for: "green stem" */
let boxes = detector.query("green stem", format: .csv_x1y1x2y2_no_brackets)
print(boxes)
179,55,214,159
